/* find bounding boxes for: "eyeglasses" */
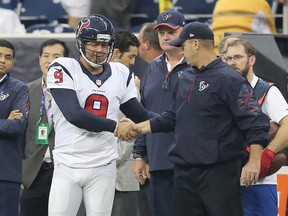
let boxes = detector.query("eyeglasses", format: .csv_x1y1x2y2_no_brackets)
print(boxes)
224,54,247,62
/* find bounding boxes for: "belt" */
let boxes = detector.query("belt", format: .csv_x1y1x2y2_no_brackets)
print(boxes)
42,161,54,170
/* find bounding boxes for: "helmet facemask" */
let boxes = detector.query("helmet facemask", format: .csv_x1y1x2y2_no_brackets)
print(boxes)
77,37,114,68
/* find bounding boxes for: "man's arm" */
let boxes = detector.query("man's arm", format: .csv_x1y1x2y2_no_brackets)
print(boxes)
258,86,288,178
51,88,135,134
133,135,147,158
0,85,29,136
134,159,147,185
241,144,263,186
135,104,176,135
133,135,149,184
120,98,154,123
115,104,176,140
137,120,152,135
227,80,270,185
264,116,288,153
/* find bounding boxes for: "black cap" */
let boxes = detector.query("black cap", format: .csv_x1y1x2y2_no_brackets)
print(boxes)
169,22,214,47
154,10,185,30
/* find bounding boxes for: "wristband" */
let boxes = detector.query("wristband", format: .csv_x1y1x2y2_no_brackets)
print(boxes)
259,147,275,179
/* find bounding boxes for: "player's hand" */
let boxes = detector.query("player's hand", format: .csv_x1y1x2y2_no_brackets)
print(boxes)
259,147,275,179
134,159,147,185
115,118,140,141
7,110,23,120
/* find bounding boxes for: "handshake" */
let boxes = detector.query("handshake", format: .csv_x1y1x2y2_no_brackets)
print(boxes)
114,118,150,141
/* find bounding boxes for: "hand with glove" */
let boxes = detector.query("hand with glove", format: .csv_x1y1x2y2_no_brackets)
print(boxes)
259,148,275,179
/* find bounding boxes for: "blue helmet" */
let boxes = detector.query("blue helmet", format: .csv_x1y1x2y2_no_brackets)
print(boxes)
76,14,115,67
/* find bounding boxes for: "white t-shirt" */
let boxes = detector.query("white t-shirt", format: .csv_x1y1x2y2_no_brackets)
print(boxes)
59,0,91,18
0,8,26,34
251,74,288,185
47,57,137,168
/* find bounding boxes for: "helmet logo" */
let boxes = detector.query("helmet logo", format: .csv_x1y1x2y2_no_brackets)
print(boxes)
162,12,172,21
79,18,90,32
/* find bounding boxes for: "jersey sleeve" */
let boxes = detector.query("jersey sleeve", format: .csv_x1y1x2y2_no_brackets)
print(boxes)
47,57,76,91
120,68,138,104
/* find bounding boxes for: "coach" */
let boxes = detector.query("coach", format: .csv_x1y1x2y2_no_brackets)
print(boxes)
124,22,271,216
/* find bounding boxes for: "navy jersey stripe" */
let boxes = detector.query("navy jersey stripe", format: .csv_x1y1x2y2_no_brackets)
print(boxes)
127,69,133,87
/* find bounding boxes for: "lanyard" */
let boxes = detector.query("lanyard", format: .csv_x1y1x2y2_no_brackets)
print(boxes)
37,92,46,123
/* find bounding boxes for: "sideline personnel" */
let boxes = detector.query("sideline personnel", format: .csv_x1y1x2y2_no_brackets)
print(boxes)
119,22,271,216
0,39,29,216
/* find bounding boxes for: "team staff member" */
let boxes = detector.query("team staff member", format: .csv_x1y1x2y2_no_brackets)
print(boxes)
110,29,141,216
0,39,29,216
136,22,164,216
47,15,150,216
225,39,288,216
138,22,163,64
120,22,271,216
20,39,70,216
133,10,189,216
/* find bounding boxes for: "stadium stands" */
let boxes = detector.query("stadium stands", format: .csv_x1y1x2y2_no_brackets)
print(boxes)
174,0,216,24
26,22,74,33
0,0,68,28
0,0,17,10
20,16,49,29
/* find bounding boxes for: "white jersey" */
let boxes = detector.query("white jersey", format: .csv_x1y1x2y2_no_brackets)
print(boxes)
251,75,288,185
47,57,138,168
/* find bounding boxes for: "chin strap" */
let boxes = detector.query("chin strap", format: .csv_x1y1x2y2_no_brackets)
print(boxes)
80,49,104,68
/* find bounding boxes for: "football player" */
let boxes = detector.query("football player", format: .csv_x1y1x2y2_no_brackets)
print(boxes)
46,14,149,216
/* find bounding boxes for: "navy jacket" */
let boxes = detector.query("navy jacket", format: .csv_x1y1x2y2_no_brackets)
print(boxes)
134,54,191,171
0,74,29,183
150,58,270,167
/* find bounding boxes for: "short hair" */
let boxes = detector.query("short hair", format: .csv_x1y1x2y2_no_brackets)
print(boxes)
114,30,140,53
40,39,69,57
226,39,257,57
218,34,242,55
142,23,161,51
199,39,214,50
0,39,15,58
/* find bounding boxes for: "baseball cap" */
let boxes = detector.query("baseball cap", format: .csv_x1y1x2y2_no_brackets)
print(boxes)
154,10,185,30
169,22,214,47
